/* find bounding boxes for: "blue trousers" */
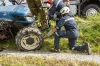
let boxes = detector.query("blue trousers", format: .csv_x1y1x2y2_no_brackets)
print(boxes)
54,29,83,51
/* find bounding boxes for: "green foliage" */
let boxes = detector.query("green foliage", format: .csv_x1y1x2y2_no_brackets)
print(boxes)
0,38,17,50
87,14,100,21
75,15,100,54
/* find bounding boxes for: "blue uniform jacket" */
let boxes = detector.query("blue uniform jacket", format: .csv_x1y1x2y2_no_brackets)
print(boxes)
49,0,66,19
55,14,78,30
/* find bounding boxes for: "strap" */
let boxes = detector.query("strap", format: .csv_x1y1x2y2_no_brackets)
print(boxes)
64,17,75,22
56,0,61,8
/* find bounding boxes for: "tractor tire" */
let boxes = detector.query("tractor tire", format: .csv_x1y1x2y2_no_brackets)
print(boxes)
28,21,37,28
15,27,44,51
82,4,100,17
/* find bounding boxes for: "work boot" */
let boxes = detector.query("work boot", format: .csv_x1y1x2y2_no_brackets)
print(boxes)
50,46,60,52
83,43,91,55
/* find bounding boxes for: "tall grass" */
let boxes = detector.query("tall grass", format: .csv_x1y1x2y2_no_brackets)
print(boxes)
75,15,100,54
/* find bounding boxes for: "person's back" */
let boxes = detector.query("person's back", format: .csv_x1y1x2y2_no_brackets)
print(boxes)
63,14,78,30
53,0,66,11
48,0,67,20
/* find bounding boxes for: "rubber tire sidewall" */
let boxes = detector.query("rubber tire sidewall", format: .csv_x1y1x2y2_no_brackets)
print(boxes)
82,4,100,17
15,27,44,51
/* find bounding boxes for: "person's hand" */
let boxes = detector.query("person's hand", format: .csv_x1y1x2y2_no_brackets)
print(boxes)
52,28,57,32
44,36,48,40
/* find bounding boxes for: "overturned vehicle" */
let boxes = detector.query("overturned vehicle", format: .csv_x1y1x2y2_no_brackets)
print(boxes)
0,0,48,51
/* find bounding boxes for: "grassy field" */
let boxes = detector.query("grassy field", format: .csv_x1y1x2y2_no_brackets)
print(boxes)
42,15,100,54
0,15,100,66
0,15,100,54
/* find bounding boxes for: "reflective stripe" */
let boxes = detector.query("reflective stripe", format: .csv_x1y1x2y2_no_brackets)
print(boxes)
64,17,74,22
56,0,61,8
56,26,59,29
72,47,75,50
55,32,59,36
50,15,53,17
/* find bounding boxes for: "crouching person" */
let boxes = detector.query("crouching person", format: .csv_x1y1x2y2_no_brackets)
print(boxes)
45,7,91,55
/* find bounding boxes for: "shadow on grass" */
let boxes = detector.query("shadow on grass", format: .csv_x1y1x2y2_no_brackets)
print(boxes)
0,38,18,50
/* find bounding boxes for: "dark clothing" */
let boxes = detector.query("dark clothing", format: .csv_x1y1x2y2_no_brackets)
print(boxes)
49,0,66,20
54,14,80,50
49,0,83,51
54,14,84,50
55,14,78,30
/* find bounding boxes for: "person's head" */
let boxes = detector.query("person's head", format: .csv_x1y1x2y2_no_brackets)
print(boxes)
60,7,70,15
43,0,54,5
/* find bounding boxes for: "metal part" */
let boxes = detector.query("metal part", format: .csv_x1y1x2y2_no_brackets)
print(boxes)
78,0,86,16
15,27,43,51
21,33,40,50
8,28,14,37
0,21,18,40
26,0,50,30
0,29,8,40
86,8,98,17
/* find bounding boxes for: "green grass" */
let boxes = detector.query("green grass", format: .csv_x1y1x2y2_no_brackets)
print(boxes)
0,15,100,54
0,55,100,66
75,15,100,54
42,15,100,54
0,38,17,50
0,15,100,66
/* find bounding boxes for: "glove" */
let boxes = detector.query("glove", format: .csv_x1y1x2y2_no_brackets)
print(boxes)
46,29,54,37
44,36,48,40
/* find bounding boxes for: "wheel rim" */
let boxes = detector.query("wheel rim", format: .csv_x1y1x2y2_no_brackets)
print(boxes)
86,8,98,17
21,33,40,50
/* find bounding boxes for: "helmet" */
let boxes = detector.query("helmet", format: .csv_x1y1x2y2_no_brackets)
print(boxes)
60,7,70,15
